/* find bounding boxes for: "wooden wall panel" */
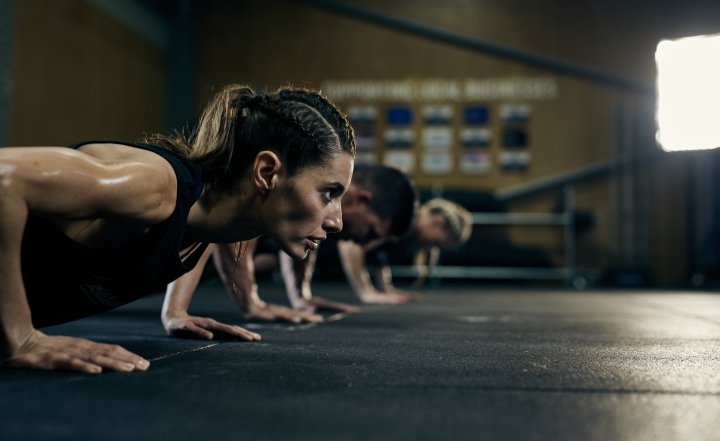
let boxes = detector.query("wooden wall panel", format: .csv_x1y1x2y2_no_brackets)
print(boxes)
9,0,165,146
194,0,720,284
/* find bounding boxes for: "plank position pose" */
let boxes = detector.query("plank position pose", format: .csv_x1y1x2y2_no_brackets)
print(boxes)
0,84,356,373
161,165,420,331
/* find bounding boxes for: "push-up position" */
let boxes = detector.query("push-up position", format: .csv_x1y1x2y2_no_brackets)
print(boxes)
0,84,356,373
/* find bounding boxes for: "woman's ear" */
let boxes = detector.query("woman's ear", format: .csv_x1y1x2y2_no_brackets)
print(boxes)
353,189,374,208
253,151,282,196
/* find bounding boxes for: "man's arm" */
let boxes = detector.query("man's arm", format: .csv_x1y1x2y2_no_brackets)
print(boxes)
280,247,360,313
213,240,323,323
336,240,415,304
162,244,261,341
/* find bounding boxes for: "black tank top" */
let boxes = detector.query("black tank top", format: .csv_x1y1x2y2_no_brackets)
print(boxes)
22,141,208,328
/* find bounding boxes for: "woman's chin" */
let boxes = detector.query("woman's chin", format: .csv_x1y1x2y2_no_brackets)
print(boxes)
283,244,309,260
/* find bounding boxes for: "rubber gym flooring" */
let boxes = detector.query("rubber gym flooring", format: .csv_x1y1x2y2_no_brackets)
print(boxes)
2,280,720,441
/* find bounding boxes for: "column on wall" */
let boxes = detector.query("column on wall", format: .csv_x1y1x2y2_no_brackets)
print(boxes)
0,0,14,146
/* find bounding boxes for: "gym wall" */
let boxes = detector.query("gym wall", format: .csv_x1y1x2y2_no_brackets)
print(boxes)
6,0,719,286
9,0,165,146
194,0,720,284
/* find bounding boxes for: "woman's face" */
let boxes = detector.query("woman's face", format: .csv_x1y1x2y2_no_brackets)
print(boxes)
263,153,354,259
417,212,457,250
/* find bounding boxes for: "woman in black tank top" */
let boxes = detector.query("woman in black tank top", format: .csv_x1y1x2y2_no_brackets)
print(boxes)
0,84,356,374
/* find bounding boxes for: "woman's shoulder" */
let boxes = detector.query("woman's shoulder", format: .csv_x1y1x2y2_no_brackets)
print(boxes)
76,143,180,221
75,142,171,165
0,144,179,226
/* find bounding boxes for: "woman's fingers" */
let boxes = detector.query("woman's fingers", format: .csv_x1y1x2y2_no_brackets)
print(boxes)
91,342,150,370
232,325,262,341
72,341,147,372
41,353,103,374
169,321,214,340
198,318,261,341
185,322,215,340
86,354,136,372
65,357,103,374
295,310,324,323
4,337,147,374
166,316,261,341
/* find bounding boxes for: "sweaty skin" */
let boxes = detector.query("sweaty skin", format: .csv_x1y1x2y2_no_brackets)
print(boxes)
0,145,177,374
0,144,354,373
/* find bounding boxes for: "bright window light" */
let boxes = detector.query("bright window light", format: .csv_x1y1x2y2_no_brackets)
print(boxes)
656,33,720,152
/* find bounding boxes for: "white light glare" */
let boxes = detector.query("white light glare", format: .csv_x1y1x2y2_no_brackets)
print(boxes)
656,33,720,152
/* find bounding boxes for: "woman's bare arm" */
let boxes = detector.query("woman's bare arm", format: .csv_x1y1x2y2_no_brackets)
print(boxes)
162,244,262,340
0,146,176,373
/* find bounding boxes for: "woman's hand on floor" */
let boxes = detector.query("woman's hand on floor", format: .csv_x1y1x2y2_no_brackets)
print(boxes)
245,301,324,324
2,329,150,374
164,314,261,341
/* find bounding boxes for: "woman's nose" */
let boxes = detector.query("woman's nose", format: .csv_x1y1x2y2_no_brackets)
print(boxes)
324,207,343,233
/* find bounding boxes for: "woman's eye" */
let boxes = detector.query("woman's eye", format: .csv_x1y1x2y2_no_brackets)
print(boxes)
323,190,333,200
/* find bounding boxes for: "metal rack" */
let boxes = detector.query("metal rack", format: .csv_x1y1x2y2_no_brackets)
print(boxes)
391,185,584,287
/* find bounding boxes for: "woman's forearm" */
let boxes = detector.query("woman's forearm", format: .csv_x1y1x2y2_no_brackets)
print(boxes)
213,239,261,312
162,244,215,324
0,190,34,358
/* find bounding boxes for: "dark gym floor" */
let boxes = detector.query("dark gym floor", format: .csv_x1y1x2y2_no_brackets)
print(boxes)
2,280,720,441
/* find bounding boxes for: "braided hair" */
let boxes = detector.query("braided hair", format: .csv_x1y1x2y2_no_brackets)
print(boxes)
144,84,356,192
276,87,356,153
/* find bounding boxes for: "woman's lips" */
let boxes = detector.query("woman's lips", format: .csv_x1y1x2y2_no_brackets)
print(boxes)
307,238,319,250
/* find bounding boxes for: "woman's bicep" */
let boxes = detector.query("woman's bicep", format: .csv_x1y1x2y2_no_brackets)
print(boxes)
0,147,176,222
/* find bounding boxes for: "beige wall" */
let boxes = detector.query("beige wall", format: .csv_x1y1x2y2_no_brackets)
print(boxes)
194,0,720,284
10,0,703,284
10,0,165,146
